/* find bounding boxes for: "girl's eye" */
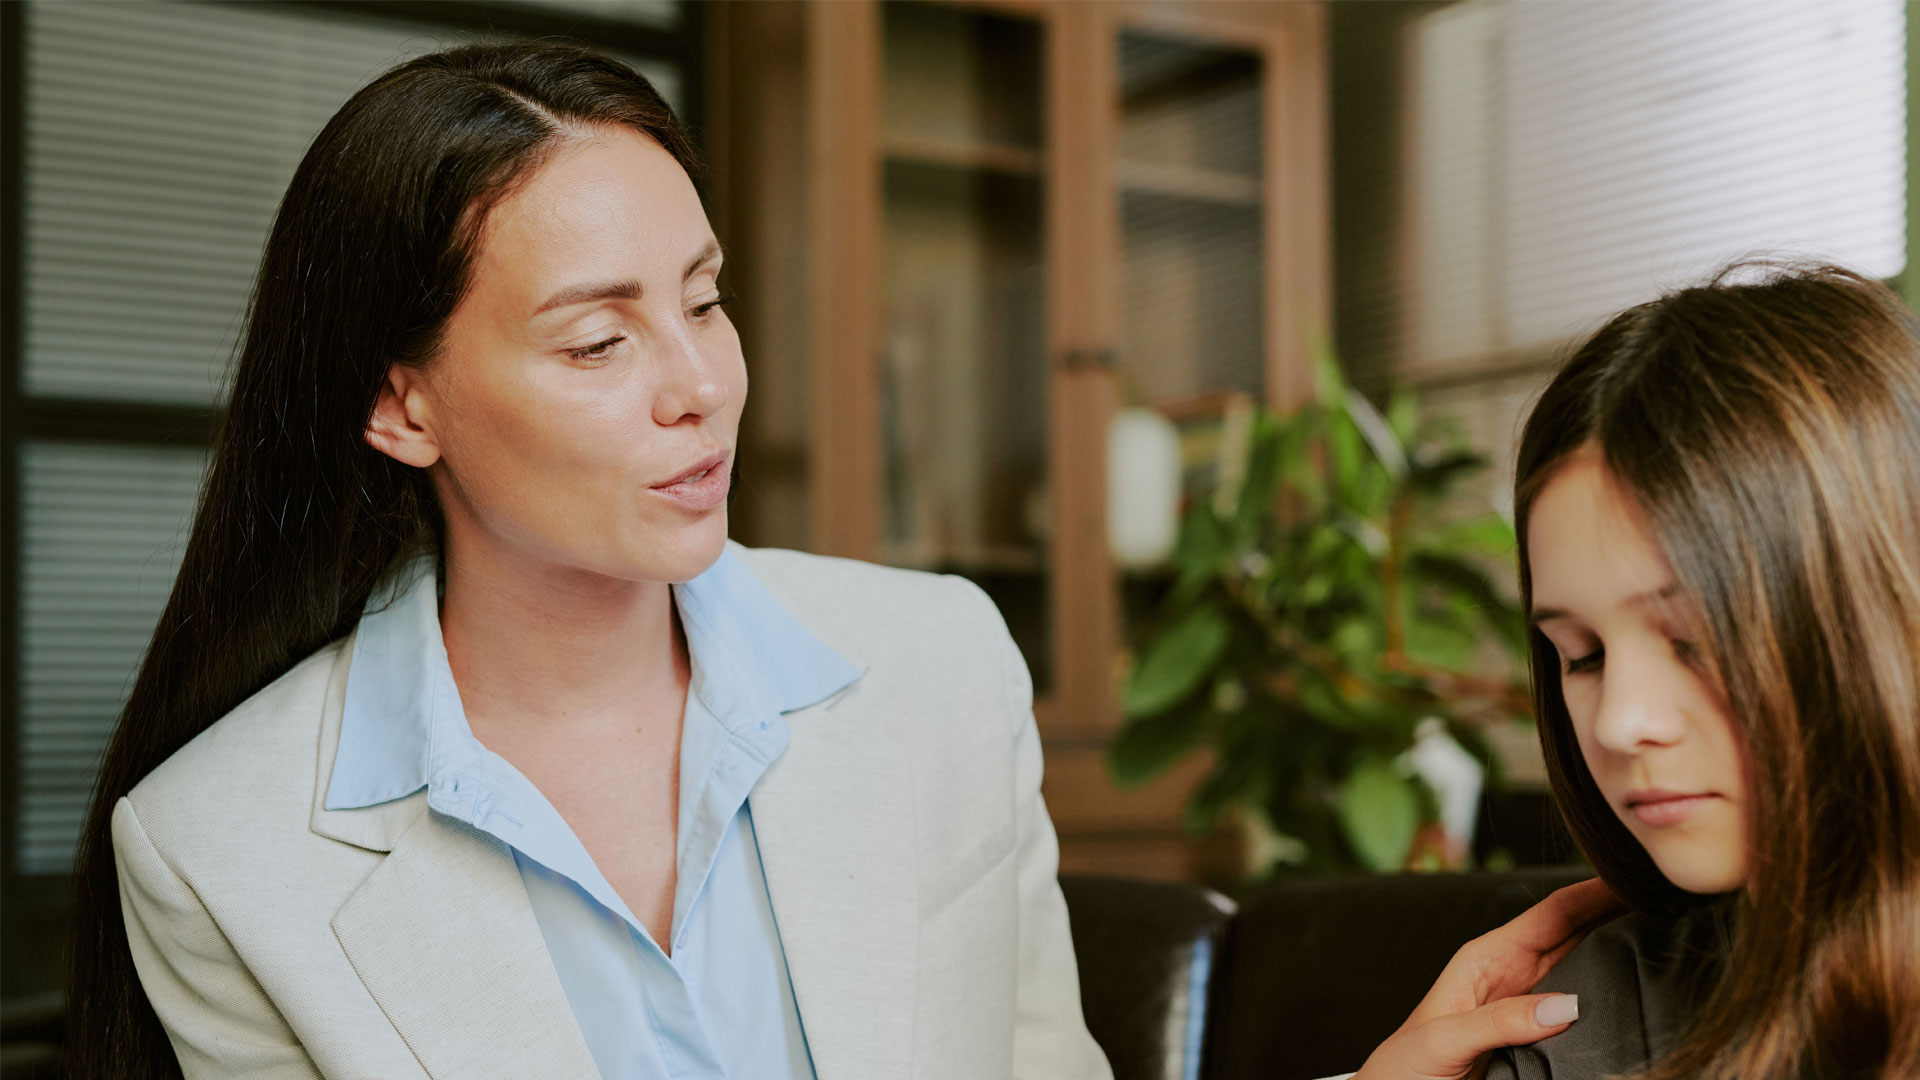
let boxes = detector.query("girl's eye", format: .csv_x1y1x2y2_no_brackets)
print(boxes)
1564,648,1604,676
1671,638,1700,666
693,291,737,318
566,334,626,361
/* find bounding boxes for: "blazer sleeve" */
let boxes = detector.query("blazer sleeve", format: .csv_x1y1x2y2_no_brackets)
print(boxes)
963,579,1116,1080
113,797,323,1080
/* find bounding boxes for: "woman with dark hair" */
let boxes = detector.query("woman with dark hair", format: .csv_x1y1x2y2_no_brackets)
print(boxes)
67,40,1617,1080
1495,262,1920,1079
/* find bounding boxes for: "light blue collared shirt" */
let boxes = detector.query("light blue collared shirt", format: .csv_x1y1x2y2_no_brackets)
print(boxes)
324,547,863,1080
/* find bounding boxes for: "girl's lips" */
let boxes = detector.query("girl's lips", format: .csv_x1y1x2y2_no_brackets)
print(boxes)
1626,792,1719,827
648,456,731,512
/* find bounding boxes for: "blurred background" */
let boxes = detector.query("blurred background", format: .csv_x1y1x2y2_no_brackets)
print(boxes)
0,0,1908,1015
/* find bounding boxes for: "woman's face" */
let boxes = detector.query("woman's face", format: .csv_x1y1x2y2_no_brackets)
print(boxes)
1526,449,1748,893
370,124,744,584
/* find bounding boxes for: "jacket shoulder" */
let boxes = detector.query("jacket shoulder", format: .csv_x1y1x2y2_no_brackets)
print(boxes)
1504,904,1732,1077
728,543,1010,648
126,637,349,838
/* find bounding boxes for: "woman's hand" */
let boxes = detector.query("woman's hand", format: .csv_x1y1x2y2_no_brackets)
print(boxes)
1351,877,1623,1080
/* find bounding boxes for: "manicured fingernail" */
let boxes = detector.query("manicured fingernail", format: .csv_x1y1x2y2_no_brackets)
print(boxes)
1535,994,1579,1027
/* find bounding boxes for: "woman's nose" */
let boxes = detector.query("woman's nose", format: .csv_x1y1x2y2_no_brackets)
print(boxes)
1591,650,1688,754
651,323,728,425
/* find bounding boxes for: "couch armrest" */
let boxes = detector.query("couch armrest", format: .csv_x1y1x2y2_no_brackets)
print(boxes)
1204,867,1591,1080
1060,874,1236,1080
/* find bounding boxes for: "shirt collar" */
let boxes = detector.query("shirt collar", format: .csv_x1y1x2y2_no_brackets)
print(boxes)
324,545,863,811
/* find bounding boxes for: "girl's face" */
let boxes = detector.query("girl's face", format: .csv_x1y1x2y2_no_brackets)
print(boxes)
368,124,744,584
1526,449,1748,893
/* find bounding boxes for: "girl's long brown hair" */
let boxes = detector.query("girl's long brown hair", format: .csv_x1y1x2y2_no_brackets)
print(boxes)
1514,262,1920,1080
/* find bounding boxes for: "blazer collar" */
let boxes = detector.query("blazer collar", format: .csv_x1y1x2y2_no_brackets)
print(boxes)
321,542,865,816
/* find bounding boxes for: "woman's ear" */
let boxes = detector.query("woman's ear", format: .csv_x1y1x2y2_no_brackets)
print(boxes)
364,364,442,468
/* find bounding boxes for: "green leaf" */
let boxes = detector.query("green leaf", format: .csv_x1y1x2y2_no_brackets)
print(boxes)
1328,412,1363,505
1183,749,1263,831
1406,449,1489,497
1294,669,1370,734
1231,414,1288,544
1312,340,1349,411
1421,515,1517,559
1171,505,1227,582
1386,387,1421,444
1108,702,1210,786
1403,609,1478,670
1407,554,1525,657
1121,604,1231,719
1337,758,1423,872
1344,388,1409,481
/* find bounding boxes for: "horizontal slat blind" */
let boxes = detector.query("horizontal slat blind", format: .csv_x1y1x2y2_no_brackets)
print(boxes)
18,443,207,875
509,0,680,29
23,1,683,406
23,2,464,405
1410,0,1905,369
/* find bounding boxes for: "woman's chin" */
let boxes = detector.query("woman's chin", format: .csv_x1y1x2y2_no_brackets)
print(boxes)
1651,850,1747,895
633,516,731,583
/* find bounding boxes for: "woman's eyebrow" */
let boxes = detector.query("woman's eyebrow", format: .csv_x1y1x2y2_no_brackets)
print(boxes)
532,243,723,316
534,278,643,316
1531,585,1679,626
1626,584,1681,611
683,239,723,281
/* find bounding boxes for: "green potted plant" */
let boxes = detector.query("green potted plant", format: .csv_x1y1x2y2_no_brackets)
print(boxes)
1110,351,1532,877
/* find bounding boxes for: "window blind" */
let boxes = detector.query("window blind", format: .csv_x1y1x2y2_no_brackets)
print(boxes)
23,0,683,406
18,443,207,876
23,2,461,405
1408,0,1906,371
510,0,680,29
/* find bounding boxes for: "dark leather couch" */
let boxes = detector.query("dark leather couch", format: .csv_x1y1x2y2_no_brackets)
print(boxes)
1062,867,1592,1080
3,868,1589,1080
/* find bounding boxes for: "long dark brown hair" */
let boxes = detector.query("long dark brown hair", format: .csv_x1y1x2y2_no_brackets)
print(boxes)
1514,262,1920,1080
66,42,699,1079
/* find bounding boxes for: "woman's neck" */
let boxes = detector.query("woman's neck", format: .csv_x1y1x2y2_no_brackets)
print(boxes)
436,528,689,739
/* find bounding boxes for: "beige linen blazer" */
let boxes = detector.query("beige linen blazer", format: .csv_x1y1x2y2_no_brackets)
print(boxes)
113,544,1114,1080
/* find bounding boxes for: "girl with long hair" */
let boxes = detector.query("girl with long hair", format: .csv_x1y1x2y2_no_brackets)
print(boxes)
1497,262,1920,1079
66,39,1616,1080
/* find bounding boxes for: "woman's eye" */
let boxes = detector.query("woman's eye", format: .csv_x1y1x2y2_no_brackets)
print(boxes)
1563,648,1604,676
1671,638,1700,665
692,291,737,318
566,334,626,361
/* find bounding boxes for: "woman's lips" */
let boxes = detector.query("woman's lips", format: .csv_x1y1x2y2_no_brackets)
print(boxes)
648,454,731,512
1625,791,1719,827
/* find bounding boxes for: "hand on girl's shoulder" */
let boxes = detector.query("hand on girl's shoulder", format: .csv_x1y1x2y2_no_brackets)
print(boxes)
1492,903,1732,1080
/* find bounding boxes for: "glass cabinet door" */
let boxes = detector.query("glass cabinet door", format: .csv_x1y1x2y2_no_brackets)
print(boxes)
1116,31,1266,412
877,1,1051,690
1109,26,1271,655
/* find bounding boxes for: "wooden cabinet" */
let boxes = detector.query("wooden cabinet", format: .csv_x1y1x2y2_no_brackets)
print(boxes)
712,0,1328,882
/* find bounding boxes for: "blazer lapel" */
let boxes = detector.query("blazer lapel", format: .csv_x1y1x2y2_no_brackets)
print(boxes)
330,807,601,1080
752,696,922,1080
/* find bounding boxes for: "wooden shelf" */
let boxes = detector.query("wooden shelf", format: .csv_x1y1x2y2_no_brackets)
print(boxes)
884,131,1044,177
1117,159,1260,207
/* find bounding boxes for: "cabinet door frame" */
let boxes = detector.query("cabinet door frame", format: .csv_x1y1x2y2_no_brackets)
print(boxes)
802,0,1328,737
1046,0,1330,737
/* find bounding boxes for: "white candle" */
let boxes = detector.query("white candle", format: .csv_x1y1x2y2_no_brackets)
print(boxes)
1107,407,1182,570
